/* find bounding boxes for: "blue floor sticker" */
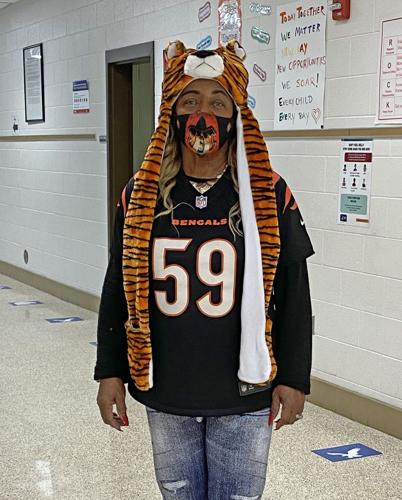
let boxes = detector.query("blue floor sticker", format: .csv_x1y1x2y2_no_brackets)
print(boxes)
10,300,43,306
46,316,83,323
312,443,382,462
0,285,11,289
89,341,97,347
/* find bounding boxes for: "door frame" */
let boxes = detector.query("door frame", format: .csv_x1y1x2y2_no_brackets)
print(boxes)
105,41,154,249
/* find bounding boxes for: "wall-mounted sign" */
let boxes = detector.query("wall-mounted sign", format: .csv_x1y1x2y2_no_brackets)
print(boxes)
377,17,402,124
23,43,45,123
196,35,213,50
338,139,373,226
274,0,326,130
251,26,270,44
198,1,211,22
73,80,90,114
249,2,272,15
218,0,242,46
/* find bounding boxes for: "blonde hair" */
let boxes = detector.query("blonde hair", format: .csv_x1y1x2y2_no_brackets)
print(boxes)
156,124,243,238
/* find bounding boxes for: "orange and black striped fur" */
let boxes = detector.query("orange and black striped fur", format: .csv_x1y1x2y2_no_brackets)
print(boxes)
122,40,280,391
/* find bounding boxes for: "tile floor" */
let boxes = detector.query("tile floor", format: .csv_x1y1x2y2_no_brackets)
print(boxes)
0,273,401,500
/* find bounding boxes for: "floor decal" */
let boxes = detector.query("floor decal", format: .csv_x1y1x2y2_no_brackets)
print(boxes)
46,316,83,323
10,300,43,306
312,443,382,462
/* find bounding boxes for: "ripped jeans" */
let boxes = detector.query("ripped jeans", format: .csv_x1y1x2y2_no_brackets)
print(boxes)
146,406,272,500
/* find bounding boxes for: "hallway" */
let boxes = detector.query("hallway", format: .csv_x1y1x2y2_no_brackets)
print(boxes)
0,273,401,500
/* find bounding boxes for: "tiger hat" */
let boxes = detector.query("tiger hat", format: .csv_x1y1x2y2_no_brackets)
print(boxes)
122,40,280,391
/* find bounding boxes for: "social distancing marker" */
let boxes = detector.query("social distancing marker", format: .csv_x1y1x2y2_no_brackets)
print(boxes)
10,300,43,306
46,317,82,324
0,285,11,289
312,443,382,462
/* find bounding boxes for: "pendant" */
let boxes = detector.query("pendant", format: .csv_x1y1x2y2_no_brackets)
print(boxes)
195,195,208,209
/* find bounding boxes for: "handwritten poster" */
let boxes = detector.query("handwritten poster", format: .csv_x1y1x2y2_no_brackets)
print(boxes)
274,1,326,130
377,17,402,124
338,139,373,226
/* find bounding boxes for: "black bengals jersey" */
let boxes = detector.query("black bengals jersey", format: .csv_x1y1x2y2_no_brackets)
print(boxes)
94,168,314,416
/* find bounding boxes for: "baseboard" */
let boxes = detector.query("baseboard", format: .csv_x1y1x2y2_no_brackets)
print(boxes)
0,261,100,312
308,377,402,439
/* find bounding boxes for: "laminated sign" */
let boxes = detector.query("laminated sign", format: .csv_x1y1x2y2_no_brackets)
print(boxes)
73,80,90,114
338,140,373,226
377,17,402,124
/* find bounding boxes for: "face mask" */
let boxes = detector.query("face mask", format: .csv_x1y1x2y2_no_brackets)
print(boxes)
174,112,234,156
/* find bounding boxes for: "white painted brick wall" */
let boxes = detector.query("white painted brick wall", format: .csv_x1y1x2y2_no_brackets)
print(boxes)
0,0,401,407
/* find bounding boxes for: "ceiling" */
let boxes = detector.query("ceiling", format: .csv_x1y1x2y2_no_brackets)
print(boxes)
0,0,21,10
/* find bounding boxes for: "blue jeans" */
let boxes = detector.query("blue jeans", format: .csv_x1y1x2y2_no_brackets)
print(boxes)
146,406,272,500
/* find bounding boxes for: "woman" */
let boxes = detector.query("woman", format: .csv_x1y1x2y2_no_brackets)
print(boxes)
95,40,314,499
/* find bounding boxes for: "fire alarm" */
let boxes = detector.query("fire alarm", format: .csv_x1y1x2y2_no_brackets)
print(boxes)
330,0,350,21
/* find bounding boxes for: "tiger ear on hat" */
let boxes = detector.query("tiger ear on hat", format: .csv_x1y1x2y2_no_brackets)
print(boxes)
163,40,186,69
225,39,246,61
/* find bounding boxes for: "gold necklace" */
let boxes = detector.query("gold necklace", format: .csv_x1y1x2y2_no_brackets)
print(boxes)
188,164,229,194
188,164,229,209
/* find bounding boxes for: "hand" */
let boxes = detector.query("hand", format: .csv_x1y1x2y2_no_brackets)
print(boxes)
269,384,305,431
97,377,129,432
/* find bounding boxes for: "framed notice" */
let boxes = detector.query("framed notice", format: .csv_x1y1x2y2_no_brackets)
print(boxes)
23,43,45,123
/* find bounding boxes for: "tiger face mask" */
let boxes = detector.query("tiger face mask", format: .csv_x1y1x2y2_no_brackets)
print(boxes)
174,111,235,156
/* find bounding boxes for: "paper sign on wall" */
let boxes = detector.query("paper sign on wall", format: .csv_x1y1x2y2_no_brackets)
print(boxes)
218,0,242,46
274,0,327,130
73,80,90,114
377,17,402,124
338,139,373,226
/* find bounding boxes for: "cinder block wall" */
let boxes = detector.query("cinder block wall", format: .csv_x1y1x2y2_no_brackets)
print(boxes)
0,0,401,409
